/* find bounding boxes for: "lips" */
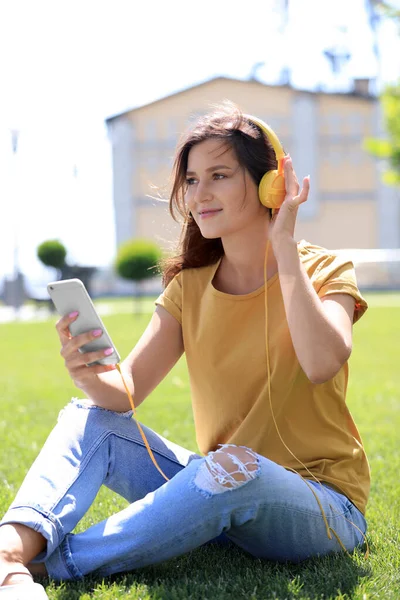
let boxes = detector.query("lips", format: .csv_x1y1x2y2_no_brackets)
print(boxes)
199,209,222,215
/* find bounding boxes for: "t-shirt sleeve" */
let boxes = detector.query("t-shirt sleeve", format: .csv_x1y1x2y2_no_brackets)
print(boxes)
311,253,368,324
154,271,182,324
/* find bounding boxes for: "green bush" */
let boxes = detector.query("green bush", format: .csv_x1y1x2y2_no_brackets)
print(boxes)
37,239,67,270
115,239,162,283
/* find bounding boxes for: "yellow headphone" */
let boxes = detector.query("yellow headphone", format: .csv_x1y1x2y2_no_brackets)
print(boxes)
244,114,287,209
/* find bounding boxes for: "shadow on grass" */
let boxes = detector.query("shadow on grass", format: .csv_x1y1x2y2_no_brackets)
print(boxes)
40,540,372,600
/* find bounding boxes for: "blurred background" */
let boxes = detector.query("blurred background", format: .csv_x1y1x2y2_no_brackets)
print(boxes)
1,0,400,320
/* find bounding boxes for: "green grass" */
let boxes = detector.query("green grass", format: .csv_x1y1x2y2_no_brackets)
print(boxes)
0,293,399,599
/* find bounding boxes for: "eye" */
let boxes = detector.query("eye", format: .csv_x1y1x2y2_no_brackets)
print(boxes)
213,173,226,180
185,177,197,186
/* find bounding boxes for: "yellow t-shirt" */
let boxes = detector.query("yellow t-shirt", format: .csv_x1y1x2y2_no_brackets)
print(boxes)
155,240,370,514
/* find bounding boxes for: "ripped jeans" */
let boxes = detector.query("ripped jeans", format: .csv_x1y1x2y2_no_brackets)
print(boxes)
0,399,367,580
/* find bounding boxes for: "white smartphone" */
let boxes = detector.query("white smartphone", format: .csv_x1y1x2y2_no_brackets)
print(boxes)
47,278,121,366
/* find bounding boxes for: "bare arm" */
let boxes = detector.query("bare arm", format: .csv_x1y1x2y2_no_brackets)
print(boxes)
275,239,355,384
269,156,355,384
59,305,184,412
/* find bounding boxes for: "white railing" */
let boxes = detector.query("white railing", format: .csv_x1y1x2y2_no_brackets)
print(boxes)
334,248,400,290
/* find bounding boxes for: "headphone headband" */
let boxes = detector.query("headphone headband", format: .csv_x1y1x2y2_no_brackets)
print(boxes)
244,114,285,162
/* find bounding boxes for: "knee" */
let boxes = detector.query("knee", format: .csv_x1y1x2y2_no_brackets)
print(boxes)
193,444,260,496
58,398,132,424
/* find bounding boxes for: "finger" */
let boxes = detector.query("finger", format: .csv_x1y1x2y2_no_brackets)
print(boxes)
66,347,115,369
90,364,117,375
60,328,103,359
295,176,310,205
69,363,117,381
55,311,79,345
283,157,300,196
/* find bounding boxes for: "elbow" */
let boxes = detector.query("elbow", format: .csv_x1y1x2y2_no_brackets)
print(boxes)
307,371,332,385
307,372,340,385
306,342,352,385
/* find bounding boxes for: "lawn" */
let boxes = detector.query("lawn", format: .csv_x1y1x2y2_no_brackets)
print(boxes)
0,293,399,599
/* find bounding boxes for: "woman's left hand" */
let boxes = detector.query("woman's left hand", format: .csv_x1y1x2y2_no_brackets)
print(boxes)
268,155,310,250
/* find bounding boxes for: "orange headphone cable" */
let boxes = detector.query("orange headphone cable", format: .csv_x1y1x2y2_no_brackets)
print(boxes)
115,363,170,482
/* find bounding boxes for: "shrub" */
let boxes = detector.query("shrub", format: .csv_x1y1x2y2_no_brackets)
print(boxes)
115,239,162,283
37,239,67,270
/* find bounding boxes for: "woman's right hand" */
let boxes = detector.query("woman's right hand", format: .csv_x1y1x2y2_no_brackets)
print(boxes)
56,312,117,389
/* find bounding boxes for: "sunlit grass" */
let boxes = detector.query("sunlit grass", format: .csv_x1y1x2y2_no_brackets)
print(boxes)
0,292,399,599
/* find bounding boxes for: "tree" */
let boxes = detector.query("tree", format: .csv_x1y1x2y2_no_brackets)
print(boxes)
37,239,67,277
114,239,162,313
364,2,400,185
364,83,400,185
378,1,400,26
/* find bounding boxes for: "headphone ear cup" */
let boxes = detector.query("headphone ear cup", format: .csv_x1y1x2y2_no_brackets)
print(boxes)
259,171,286,209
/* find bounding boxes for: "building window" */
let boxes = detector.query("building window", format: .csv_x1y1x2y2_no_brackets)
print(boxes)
347,113,364,136
326,114,342,136
146,119,157,142
166,118,179,143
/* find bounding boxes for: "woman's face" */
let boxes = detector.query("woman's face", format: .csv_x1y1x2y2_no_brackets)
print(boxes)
185,138,268,240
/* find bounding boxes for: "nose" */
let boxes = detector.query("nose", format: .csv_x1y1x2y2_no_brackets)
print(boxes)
188,179,213,210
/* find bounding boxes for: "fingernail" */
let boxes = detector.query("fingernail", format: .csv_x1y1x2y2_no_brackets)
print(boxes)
92,329,103,337
104,347,114,356
69,311,79,318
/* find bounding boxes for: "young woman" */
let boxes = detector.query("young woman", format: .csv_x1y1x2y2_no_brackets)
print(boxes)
0,102,370,598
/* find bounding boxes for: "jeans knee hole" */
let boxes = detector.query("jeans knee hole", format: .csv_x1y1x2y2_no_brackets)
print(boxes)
193,451,259,496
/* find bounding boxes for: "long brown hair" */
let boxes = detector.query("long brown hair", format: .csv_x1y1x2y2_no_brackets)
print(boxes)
161,101,278,287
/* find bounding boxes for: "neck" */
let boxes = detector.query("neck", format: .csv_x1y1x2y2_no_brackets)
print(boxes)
219,218,276,283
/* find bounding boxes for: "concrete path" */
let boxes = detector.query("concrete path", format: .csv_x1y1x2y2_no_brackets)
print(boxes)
1,293,399,324
0,299,156,324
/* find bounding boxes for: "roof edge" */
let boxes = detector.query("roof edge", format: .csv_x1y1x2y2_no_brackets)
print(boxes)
104,75,377,123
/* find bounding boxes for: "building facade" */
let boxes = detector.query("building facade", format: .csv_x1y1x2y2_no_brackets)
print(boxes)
106,76,400,266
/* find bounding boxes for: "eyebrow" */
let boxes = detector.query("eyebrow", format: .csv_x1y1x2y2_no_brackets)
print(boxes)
186,164,234,176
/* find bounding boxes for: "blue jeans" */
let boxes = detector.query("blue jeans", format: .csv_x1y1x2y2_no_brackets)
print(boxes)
0,399,367,581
